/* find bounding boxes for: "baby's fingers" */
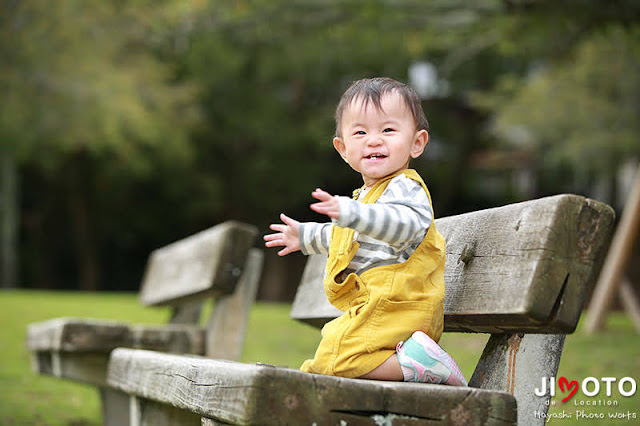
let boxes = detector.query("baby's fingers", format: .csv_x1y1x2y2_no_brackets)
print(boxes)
279,213,299,229
263,232,280,242
312,188,332,201
265,240,284,248
264,233,287,249
269,223,287,233
310,202,329,214
277,246,295,256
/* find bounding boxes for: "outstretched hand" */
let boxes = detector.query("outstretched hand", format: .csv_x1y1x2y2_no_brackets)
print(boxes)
263,214,301,256
310,188,340,220
264,189,339,256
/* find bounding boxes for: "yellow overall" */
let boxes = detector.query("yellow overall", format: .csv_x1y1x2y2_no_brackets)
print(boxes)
300,169,446,378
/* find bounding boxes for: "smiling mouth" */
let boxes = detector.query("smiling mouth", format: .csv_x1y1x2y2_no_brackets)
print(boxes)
365,154,387,159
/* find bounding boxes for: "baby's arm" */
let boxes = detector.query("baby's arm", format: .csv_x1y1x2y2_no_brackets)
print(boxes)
332,177,432,247
265,178,429,256
264,213,332,256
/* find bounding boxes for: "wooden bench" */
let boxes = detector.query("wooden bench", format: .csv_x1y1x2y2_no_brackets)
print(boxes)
106,194,614,425
26,221,262,426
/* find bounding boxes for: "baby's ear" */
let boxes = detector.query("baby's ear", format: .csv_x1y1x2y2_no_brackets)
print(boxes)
410,130,429,159
333,137,348,161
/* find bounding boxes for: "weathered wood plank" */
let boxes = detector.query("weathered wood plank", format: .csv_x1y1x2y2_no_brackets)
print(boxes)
26,220,262,425
291,195,614,333
108,349,517,426
129,324,204,354
290,254,342,328
31,351,111,386
130,396,201,426
101,388,131,426
27,318,130,352
205,249,263,359
140,221,257,307
26,318,205,355
470,334,566,426
26,320,205,386
170,300,204,325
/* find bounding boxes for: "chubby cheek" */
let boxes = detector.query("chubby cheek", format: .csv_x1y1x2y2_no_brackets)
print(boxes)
346,154,365,171
346,155,362,170
343,146,361,163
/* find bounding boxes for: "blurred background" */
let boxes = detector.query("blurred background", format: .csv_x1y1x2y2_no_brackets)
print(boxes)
1,0,639,301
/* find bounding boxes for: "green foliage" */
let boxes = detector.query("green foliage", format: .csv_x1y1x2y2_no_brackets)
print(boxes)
1,1,205,290
168,0,517,225
176,1,426,225
463,1,640,185
3,1,639,290
487,25,640,175
1,1,198,174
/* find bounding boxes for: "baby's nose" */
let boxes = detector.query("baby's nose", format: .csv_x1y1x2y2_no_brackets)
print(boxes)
366,135,383,145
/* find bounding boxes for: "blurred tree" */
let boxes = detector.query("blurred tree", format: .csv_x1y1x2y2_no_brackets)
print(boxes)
166,0,509,300
467,1,640,200
487,27,639,194
1,1,199,289
0,149,17,288
168,0,506,228
5,0,639,293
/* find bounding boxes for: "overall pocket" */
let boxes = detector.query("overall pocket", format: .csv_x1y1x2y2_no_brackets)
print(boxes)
364,298,434,353
325,272,369,312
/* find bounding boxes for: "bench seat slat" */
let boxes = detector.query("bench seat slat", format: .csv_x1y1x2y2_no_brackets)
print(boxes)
108,348,517,425
27,319,206,386
291,194,614,333
26,318,205,354
27,318,130,352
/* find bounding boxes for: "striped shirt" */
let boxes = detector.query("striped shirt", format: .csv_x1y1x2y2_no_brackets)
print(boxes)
299,175,433,275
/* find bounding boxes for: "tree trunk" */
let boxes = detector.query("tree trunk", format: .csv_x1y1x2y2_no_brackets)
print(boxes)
1,149,18,288
68,151,100,291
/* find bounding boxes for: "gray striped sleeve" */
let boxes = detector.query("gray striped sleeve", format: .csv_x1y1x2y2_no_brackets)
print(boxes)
336,175,433,247
299,222,332,255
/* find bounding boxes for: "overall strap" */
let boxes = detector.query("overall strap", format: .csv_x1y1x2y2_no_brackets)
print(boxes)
329,169,425,260
324,169,432,310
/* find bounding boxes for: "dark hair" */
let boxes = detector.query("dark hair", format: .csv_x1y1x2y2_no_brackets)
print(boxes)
334,77,429,137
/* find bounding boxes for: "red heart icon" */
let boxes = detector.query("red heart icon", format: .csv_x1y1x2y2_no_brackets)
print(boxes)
558,376,578,402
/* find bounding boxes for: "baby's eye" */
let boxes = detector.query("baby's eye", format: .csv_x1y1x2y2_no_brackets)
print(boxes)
354,130,366,135
383,128,395,133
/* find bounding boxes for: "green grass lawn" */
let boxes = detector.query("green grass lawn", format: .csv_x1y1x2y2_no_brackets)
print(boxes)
1,290,638,425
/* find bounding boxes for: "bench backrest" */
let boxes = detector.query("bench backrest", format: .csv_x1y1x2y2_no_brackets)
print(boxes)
140,221,257,308
140,220,260,358
291,194,614,333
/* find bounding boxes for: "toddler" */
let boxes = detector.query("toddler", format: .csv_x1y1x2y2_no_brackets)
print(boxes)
264,77,466,386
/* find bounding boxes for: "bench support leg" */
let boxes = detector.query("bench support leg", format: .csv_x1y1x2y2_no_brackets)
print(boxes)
469,333,565,426
101,387,131,426
129,395,201,426
205,249,263,359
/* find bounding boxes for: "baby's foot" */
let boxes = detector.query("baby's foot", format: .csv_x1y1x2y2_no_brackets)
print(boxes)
396,331,468,386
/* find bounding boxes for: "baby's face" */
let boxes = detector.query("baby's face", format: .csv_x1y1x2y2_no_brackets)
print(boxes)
334,91,427,188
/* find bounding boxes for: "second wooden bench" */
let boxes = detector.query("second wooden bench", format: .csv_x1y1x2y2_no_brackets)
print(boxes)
26,221,261,426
